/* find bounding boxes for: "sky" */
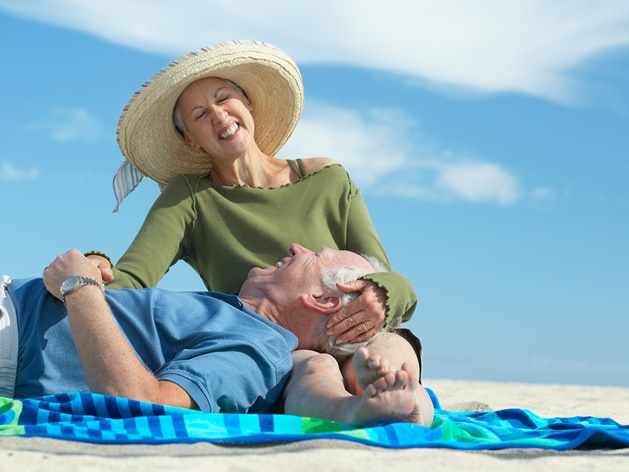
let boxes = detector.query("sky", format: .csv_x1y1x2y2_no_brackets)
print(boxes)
1,0,628,388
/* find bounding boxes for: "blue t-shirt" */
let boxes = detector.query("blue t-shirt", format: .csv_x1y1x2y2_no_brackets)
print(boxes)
9,278,297,413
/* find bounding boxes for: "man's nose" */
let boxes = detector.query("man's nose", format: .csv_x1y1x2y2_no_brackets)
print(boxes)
287,243,310,256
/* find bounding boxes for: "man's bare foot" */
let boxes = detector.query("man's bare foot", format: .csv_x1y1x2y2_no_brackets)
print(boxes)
344,348,425,427
353,347,394,391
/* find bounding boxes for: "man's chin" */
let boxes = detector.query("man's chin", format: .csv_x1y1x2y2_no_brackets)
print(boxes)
248,265,276,277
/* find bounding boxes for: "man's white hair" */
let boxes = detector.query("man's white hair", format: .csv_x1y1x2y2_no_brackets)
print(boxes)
315,254,390,360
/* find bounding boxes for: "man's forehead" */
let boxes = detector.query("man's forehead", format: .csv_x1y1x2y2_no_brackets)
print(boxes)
321,247,374,272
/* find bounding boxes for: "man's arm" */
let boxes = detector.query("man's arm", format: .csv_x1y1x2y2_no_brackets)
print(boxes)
43,249,197,409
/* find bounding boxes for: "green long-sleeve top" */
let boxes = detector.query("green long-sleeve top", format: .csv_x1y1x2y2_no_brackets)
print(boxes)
107,164,417,324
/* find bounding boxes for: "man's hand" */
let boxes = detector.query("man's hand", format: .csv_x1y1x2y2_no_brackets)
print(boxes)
325,280,387,344
85,254,115,283
42,249,194,409
43,249,103,300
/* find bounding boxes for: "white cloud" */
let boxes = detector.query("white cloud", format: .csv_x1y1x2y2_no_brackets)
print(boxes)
379,159,522,205
279,103,523,205
434,161,521,205
1,0,629,105
0,162,39,180
278,104,411,186
27,108,103,142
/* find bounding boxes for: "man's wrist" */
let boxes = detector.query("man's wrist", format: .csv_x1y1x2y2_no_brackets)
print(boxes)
60,276,103,305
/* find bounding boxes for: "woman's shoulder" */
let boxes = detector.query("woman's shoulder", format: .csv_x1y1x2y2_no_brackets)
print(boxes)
299,157,338,173
298,157,340,174
292,158,355,192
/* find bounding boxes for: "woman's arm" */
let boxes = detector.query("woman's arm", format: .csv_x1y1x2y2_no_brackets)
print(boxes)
327,174,418,342
106,175,200,289
346,176,417,322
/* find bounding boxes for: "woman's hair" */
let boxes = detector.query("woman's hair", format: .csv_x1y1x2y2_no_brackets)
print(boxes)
173,79,248,137
314,255,390,360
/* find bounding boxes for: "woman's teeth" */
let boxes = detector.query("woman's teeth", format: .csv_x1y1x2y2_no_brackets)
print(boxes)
220,123,239,139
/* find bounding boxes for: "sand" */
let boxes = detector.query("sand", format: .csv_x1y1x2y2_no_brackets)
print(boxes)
1,378,628,471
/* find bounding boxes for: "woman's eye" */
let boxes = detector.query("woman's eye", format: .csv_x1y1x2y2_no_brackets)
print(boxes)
195,111,206,121
218,95,229,103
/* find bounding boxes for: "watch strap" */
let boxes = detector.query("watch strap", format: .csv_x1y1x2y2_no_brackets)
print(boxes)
60,276,102,304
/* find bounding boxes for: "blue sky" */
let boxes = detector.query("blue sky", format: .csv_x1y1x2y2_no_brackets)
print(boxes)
1,1,628,387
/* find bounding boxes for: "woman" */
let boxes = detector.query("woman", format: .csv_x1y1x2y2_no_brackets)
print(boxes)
91,40,424,411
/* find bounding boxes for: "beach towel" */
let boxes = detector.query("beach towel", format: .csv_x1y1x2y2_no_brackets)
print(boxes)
1,390,628,450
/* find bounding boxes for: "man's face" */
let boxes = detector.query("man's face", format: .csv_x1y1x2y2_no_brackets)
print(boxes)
242,243,374,298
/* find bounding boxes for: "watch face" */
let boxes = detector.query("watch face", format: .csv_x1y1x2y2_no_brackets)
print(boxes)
61,276,80,292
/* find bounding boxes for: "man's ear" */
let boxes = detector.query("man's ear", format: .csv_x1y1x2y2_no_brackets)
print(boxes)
300,293,343,314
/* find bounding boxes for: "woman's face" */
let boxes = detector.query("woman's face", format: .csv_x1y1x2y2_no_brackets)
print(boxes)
176,77,255,160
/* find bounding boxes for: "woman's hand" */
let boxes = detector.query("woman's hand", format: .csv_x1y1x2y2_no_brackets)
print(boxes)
86,254,115,283
325,280,387,344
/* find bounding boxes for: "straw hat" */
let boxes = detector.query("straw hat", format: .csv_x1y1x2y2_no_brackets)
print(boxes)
116,40,303,186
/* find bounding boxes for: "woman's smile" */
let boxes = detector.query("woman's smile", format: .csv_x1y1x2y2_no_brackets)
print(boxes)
219,122,239,140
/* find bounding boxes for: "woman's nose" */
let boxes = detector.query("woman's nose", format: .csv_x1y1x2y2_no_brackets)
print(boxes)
210,104,228,123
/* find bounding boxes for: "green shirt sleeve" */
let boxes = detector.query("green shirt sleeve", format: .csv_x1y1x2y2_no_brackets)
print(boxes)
344,176,418,325
107,175,199,289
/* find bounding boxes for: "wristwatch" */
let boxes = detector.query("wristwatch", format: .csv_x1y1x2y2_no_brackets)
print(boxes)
60,276,102,304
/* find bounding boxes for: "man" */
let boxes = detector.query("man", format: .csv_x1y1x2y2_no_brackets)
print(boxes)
0,243,433,427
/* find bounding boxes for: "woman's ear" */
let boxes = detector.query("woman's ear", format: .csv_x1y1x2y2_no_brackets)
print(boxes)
300,293,343,314
184,133,200,150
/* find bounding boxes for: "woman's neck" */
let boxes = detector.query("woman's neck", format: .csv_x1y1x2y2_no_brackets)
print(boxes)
210,153,297,187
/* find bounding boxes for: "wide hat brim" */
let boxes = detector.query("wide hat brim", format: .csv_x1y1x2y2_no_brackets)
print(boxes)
117,40,303,185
